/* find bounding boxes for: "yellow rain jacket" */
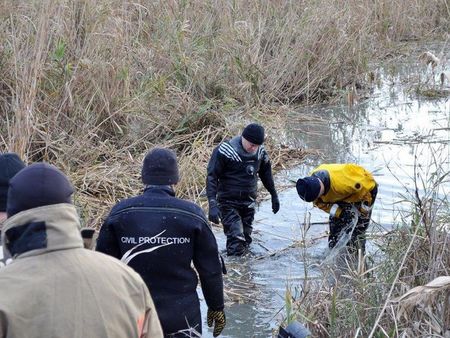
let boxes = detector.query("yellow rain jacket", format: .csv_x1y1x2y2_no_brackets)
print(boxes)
310,163,377,217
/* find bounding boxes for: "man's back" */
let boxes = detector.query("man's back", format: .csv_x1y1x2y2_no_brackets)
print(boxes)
97,186,224,335
311,163,377,205
0,249,159,338
97,187,213,283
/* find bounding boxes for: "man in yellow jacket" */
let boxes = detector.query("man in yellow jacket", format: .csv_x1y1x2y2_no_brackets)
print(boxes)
296,163,377,254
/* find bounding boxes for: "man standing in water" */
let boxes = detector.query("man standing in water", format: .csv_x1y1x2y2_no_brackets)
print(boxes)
296,163,377,254
0,152,25,268
97,148,226,337
207,123,280,256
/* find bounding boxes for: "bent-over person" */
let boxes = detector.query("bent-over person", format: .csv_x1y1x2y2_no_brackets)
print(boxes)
296,163,378,254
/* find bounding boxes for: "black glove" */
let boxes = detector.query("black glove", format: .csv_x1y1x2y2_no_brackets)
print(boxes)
207,309,226,337
208,199,220,224
339,206,358,225
271,194,280,214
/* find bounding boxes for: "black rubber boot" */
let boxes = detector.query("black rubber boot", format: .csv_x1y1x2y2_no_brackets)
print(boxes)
348,215,370,255
328,216,346,249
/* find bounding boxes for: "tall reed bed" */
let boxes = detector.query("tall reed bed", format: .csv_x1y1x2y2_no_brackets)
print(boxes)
1,0,449,224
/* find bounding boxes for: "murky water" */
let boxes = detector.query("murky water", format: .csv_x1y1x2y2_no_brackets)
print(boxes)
200,47,450,337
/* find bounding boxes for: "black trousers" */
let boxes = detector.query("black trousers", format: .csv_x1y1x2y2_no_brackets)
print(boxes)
328,213,371,254
219,203,255,256
159,294,201,337
328,187,377,254
165,308,201,338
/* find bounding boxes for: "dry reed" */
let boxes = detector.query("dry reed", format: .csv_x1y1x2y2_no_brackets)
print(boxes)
1,0,449,226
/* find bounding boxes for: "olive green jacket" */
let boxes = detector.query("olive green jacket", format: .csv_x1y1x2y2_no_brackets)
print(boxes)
0,204,163,338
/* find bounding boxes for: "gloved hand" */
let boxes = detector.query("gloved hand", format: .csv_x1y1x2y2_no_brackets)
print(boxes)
207,309,226,337
208,199,220,224
271,194,280,214
339,205,359,226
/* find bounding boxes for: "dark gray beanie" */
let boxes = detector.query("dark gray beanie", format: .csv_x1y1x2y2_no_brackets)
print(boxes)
7,163,74,217
141,148,179,185
242,123,265,145
0,153,26,212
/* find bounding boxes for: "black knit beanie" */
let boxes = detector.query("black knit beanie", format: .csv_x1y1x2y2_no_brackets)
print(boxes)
141,148,179,185
0,153,26,212
296,176,322,202
7,163,74,217
242,123,265,145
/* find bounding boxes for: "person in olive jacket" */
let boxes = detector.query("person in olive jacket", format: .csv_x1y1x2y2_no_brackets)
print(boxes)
206,123,280,256
0,163,163,338
296,163,378,254
97,148,226,338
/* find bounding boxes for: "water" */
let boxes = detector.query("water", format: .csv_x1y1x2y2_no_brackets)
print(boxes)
200,48,450,337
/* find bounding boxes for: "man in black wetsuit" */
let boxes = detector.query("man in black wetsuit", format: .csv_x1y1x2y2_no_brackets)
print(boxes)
97,148,225,337
206,123,280,256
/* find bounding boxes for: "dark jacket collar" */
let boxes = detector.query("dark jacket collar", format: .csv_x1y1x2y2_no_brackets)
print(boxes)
144,185,176,197
1,204,83,259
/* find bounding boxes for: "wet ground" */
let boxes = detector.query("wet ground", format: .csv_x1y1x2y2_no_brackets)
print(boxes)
200,46,450,337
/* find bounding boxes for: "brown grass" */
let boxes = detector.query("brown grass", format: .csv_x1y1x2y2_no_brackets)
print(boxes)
1,0,449,227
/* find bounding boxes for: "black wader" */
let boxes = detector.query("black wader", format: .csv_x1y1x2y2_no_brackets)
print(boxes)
206,136,277,256
219,203,255,256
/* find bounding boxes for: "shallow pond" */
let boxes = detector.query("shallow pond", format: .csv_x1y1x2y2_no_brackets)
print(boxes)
201,48,450,338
